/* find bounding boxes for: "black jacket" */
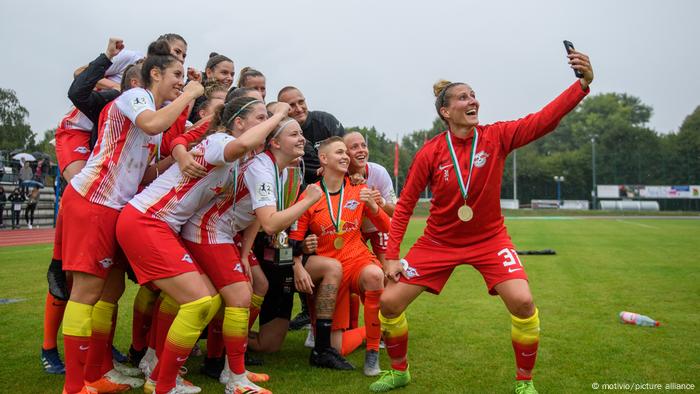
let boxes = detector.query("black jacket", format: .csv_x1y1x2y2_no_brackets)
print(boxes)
67,53,120,148
301,111,345,185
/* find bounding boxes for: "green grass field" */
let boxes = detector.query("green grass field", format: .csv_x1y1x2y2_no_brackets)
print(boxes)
1,218,699,393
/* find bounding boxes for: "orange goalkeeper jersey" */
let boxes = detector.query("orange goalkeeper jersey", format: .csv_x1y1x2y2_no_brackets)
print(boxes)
290,177,391,265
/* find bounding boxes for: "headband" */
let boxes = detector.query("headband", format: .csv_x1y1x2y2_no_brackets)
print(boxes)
225,99,263,127
271,119,296,139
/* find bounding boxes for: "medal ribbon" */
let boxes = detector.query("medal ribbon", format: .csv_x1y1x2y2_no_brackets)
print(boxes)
445,128,479,201
321,179,344,234
272,161,284,212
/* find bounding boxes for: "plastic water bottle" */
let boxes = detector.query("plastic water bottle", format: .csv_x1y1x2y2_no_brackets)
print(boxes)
619,311,660,327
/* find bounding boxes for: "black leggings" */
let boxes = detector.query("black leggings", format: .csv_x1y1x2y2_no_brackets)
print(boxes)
12,210,21,227
25,203,36,225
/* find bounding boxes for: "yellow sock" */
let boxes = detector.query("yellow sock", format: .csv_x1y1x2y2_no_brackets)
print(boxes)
63,301,93,337
511,308,540,345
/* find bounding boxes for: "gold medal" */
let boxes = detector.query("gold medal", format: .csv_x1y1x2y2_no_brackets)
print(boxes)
458,204,473,222
334,237,344,249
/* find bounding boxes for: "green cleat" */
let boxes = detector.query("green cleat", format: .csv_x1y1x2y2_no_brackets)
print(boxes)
515,380,539,394
369,368,411,392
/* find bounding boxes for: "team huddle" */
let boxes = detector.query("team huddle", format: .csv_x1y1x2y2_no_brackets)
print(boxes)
43,33,594,394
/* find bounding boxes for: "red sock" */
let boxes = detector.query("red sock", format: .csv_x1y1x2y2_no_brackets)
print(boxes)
341,326,366,356
100,307,118,375
148,296,163,350
156,342,190,393
43,292,66,350
132,289,156,352
207,318,224,358
513,341,539,380
349,293,360,329
63,335,90,393
248,294,263,331
363,290,382,351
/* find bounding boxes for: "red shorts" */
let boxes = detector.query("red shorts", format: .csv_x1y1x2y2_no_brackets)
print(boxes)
309,258,381,331
55,127,91,173
233,234,259,267
58,185,124,279
362,231,388,255
116,204,202,285
183,240,248,290
400,232,528,295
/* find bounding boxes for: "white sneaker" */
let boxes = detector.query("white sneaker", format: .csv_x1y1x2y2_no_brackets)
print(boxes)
104,368,144,388
304,330,315,348
113,359,142,377
379,339,386,349
28,224,32,229
224,375,271,394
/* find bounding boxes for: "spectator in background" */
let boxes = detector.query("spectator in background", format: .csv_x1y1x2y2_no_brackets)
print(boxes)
19,160,33,194
8,187,25,229
35,159,45,185
26,186,40,229
0,186,6,228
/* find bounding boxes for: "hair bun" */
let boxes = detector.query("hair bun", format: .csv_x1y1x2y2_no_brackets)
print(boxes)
209,52,219,58
147,40,171,57
433,79,452,97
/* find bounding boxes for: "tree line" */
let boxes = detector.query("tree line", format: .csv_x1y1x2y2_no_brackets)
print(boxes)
2,87,699,209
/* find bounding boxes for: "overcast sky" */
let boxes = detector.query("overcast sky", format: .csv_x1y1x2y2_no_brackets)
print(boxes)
1,0,698,141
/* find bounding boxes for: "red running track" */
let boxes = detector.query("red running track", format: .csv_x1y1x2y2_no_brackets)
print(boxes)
0,228,55,247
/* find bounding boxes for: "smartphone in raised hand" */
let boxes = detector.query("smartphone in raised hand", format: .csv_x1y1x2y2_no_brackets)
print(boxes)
563,40,584,78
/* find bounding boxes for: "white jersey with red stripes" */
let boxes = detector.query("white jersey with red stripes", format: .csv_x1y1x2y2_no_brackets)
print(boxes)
361,161,396,232
129,132,239,234
58,106,94,132
70,87,160,210
181,152,289,244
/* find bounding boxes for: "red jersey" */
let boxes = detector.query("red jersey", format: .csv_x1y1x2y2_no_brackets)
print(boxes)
386,82,589,260
159,107,190,158
290,177,391,265
169,119,211,152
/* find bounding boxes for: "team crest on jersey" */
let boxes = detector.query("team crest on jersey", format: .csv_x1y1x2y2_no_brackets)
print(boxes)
344,199,360,210
182,254,193,264
74,146,89,154
98,258,113,269
474,151,489,168
233,263,243,273
131,96,148,112
256,182,273,202
401,259,419,279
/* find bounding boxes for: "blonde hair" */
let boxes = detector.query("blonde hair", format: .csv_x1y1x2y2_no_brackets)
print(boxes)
433,79,465,121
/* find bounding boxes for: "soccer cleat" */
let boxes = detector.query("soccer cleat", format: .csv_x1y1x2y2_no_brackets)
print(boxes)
246,370,270,383
143,377,201,394
288,311,311,330
139,349,157,379
113,360,143,377
41,347,66,374
85,373,131,393
363,350,381,377
309,347,354,370
47,259,70,301
514,380,539,394
104,368,144,389
62,386,98,394
224,376,272,394
112,346,129,363
369,368,411,392
200,356,225,380
304,330,315,348
129,345,147,367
